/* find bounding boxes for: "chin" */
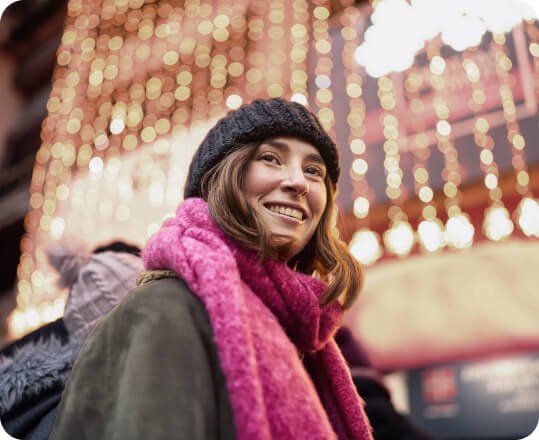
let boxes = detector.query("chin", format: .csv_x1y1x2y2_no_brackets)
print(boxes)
269,236,302,261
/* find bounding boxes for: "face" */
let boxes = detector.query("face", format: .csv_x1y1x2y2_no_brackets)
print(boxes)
242,137,328,260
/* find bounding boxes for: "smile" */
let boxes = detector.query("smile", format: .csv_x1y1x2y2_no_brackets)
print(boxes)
265,204,305,221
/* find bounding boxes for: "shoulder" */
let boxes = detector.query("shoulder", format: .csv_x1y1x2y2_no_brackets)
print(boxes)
123,276,206,318
93,275,213,344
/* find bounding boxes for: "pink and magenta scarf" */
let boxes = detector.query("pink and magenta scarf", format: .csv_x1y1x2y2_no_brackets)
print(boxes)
143,197,372,440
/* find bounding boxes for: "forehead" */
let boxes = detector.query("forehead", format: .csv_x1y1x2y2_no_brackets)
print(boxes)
259,137,324,163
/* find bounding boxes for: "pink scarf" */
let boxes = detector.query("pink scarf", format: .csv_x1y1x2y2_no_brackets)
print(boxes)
143,198,372,440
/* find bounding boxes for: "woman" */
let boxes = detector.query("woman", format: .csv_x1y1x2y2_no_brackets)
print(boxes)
51,98,373,440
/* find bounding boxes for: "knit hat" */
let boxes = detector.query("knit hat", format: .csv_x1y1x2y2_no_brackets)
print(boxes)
184,98,340,198
47,243,144,341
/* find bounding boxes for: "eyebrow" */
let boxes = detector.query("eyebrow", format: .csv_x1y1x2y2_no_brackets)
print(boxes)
263,140,327,167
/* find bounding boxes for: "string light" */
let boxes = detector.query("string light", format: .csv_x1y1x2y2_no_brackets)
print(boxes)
425,40,475,250
525,20,539,92
462,34,514,241
289,0,310,104
244,1,266,98
341,6,382,265
312,0,335,135
377,75,415,257
491,32,538,238
404,64,446,253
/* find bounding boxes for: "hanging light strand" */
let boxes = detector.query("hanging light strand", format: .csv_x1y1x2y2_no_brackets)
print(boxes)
378,75,415,257
223,5,248,109
461,38,513,241
426,40,475,249
312,0,335,135
289,0,310,104
342,7,382,265
244,0,267,98
525,20,539,96
492,32,539,238
404,65,446,252
492,33,531,196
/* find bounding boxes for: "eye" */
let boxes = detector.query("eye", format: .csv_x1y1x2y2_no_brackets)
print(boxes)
259,152,280,164
305,165,325,178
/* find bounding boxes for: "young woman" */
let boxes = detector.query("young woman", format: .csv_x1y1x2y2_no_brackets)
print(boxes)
51,98,373,440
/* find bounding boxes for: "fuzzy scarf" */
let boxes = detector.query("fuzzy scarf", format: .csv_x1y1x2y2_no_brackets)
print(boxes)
143,197,372,440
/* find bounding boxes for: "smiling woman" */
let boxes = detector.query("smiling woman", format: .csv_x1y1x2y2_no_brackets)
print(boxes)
51,98,373,440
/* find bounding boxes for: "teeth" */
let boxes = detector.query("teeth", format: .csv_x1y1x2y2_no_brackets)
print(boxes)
268,205,303,220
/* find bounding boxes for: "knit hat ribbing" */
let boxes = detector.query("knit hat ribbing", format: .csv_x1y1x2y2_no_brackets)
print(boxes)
47,243,143,341
184,98,340,198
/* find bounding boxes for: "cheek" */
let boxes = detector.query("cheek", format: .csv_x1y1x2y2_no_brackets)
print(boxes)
243,163,262,198
310,186,327,223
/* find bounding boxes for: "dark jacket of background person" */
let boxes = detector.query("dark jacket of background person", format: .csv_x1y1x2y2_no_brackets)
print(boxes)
335,327,437,440
50,273,237,440
0,241,142,440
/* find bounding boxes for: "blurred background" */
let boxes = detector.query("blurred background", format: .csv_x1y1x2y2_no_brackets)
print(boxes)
0,0,538,438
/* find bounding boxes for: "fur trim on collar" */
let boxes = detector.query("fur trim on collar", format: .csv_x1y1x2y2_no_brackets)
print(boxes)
0,335,80,415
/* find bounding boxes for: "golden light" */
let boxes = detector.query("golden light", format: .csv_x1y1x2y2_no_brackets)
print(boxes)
515,197,539,237
315,74,331,89
483,205,514,241
109,118,125,135
383,220,415,257
352,158,368,175
290,93,308,106
429,55,446,75
49,217,66,240
88,157,104,174
480,149,494,165
349,229,383,265
353,196,370,219
484,173,499,189
350,139,366,154
418,186,434,203
226,94,243,109
436,120,451,136
445,214,475,249
417,218,446,252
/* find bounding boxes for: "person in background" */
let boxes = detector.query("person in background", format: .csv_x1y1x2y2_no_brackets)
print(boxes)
51,98,374,439
336,327,436,440
0,240,143,440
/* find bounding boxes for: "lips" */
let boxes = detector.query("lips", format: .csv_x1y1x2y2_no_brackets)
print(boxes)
264,203,307,221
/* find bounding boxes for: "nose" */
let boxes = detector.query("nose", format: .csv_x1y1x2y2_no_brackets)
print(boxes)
281,165,309,195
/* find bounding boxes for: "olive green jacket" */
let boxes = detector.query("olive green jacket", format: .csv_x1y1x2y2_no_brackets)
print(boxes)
51,276,237,440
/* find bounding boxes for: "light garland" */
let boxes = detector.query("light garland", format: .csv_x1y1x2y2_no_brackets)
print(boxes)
492,32,539,238
311,0,335,135
289,0,310,104
462,35,514,241
404,64,445,253
244,1,266,98
377,75,415,257
526,20,539,94
473,131,513,241
425,39,475,250
342,7,382,265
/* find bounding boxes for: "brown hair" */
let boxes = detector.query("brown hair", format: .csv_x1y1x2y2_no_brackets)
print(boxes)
198,143,363,309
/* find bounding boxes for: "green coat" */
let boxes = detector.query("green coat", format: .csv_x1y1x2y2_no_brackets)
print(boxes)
51,276,237,440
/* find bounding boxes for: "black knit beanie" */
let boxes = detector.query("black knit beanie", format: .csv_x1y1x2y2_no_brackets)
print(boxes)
184,98,340,198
